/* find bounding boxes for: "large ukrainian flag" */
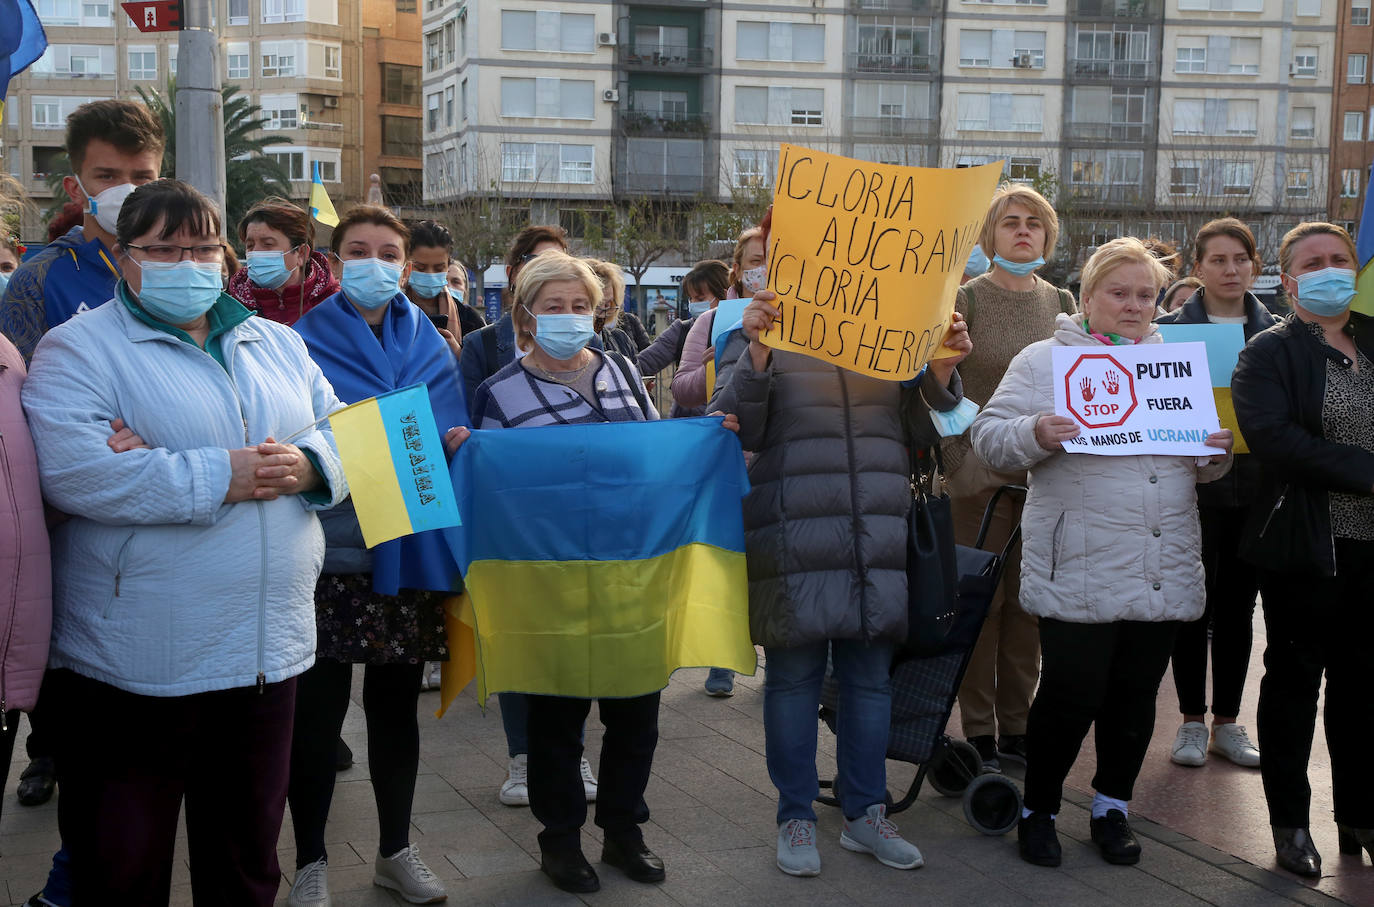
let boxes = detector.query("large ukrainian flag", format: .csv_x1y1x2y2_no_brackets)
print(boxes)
444,417,755,701
1353,162,1374,317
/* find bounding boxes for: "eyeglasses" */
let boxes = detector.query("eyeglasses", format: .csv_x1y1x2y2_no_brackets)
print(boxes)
126,242,227,264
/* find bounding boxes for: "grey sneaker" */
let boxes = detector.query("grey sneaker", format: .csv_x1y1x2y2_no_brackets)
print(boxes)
840,804,924,870
777,819,821,877
374,844,447,903
286,857,330,907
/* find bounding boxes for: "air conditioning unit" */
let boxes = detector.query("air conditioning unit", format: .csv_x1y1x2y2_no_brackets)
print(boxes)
602,88,620,102
1012,52,1033,68
597,31,617,46
322,96,340,108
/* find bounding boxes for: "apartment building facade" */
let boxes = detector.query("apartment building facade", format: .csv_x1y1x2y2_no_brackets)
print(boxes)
3,0,367,239
1328,0,1373,235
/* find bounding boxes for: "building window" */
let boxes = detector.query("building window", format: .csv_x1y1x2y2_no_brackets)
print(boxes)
1179,0,1262,8
395,0,415,11
1222,161,1254,195
127,47,156,80
382,64,420,106
228,0,247,24
736,22,825,63
1170,162,1201,195
957,92,1041,132
1296,0,1321,13
269,150,305,181
1345,110,1365,141
1290,106,1315,139
31,99,61,128
501,11,595,53
460,79,467,121
1354,0,1371,24
499,142,594,184
1007,158,1040,183
856,17,933,71
1293,46,1317,78
733,149,778,188
261,0,303,23
1350,54,1368,84
1286,168,1312,198
226,43,249,79
260,93,298,130
260,42,298,77
426,92,440,132
444,85,454,127
382,117,421,157
500,77,594,119
635,89,690,119
1342,169,1361,198
559,145,594,183
324,45,340,79
168,44,177,76
425,30,441,72
735,86,823,126
1074,24,1150,78
1175,42,1205,74
501,143,534,182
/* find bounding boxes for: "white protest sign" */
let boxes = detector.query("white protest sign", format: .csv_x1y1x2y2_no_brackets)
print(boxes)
1051,342,1220,457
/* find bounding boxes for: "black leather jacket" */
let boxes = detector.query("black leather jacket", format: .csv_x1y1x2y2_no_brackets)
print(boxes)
1156,289,1276,509
1232,312,1374,576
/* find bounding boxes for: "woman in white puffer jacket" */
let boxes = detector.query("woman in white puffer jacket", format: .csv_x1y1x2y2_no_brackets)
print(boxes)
970,238,1233,871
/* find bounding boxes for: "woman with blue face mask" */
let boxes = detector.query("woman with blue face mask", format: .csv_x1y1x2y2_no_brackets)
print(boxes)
228,197,339,327
1232,222,1374,879
286,205,467,907
19,179,348,904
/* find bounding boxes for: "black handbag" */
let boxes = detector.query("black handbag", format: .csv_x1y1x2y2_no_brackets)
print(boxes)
904,446,959,656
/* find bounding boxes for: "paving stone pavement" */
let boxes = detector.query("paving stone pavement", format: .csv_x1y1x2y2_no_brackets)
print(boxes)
0,662,1359,906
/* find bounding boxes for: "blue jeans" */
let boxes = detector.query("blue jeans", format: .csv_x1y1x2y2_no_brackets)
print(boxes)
498,692,529,757
764,639,893,824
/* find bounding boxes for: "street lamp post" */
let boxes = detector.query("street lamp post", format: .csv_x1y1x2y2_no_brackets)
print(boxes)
175,0,226,214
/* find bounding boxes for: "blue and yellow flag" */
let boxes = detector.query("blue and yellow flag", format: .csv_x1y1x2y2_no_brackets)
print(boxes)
444,418,755,702
1353,163,1374,317
329,383,460,547
1156,322,1248,454
309,160,339,228
0,0,47,127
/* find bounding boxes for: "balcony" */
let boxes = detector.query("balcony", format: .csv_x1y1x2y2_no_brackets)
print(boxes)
619,44,712,69
1066,122,1151,142
621,109,711,137
620,136,705,196
850,0,934,11
1071,0,1162,16
846,115,936,138
848,52,933,75
1070,184,1147,204
1069,58,1155,80
621,170,705,194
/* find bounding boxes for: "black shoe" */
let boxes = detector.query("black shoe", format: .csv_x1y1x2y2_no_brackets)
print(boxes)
1273,826,1321,877
997,734,1029,764
335,737,353,772
968,735,1001,773
602,836,666,883
17,757,55,807
541,848,600,893
1337,824,1374,860
1090,809,1142,865
1018,812,1062,867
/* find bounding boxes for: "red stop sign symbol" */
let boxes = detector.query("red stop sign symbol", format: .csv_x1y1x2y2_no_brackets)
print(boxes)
1064,352,1137,428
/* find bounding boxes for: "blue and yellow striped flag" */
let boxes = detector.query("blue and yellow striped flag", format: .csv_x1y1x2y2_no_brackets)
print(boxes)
0,0,47,128
1352,162,1374,317
329,383,460,547
443,418,755,702
309,159,339,228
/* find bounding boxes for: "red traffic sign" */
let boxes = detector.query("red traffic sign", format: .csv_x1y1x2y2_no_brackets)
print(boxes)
121,0,182,31
1064,352,1137,428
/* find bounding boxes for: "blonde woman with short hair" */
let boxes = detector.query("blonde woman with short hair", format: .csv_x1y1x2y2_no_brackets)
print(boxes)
971,237,1234,870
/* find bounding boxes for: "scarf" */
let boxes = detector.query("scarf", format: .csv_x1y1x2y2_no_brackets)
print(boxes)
1084,318,1144,347
295,290,469,595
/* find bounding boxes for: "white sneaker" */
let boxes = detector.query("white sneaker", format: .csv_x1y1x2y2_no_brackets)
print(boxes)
421,661,442,691
580,756,598,802
499,753,529,806
1210,723,1261,767
374,844,446,903
1171,721,1208,767
286,857,329,907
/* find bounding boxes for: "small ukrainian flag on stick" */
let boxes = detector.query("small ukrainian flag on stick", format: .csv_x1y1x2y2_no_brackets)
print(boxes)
309,159,339,228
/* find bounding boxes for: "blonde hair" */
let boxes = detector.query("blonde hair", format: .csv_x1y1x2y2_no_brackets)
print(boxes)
978,184,1059,263
1081,237,1173,301
511,250,603,352
1278,222,1357,275
584,258,626,326
729,226,766,297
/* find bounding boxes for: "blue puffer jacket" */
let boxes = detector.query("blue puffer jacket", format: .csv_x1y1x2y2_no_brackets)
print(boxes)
21,297,347,696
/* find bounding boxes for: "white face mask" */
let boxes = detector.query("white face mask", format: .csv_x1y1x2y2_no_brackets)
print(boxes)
74,175,137,236
740,265,767,295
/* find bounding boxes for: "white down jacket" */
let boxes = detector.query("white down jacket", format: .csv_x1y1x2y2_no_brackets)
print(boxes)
969,314,1231,624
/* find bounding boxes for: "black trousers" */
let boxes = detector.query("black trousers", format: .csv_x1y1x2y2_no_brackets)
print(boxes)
288,659,424,867
1170,506,1260,718
1024,618,1179,815
1257,538,1374,829
527,692,660,854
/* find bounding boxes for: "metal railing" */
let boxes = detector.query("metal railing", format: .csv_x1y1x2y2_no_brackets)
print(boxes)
1069,58,1155,80
620,109,711,136
619,44,712,67
848,52,933,74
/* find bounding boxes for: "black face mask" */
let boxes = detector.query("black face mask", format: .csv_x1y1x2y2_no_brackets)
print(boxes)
427,312,450,331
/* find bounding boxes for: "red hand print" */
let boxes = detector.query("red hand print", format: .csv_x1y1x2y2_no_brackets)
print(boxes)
1080,377,1095,401
1104,371,1120,395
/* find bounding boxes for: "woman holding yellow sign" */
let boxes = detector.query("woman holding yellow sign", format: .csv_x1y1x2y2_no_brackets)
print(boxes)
970,238,1233,870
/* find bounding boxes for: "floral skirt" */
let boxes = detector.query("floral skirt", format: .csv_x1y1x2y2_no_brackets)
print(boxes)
314,572,448,665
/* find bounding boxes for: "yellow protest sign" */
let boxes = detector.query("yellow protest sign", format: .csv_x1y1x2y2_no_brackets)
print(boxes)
759,145,1004,380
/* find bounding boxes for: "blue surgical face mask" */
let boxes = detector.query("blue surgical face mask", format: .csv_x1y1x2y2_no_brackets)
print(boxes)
0,271,10,298
341,258,403,310
929,396,981,438
447,287,465,306
132,259,223,324
964,245,990,277
245,249,294,290
524,305,595,360
1292,267,1357,317
688,300,712,317
408,270,448,300
993,254,1044,277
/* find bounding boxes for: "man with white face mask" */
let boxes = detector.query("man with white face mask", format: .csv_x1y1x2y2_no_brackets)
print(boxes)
0,100,164,363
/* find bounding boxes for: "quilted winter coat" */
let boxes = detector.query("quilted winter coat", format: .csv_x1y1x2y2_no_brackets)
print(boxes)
969,313,1231,624
710,335,961,649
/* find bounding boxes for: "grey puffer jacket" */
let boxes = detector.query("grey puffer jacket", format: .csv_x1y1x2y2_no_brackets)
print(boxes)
969,314,1232,624
710,335,961,649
